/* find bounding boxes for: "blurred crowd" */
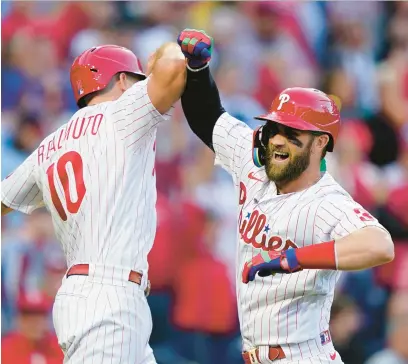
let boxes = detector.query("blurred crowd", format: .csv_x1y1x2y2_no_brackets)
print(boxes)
1,2,408,364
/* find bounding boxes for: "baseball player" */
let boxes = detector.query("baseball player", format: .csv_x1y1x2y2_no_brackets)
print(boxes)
177,29,395,364
1,42,186,363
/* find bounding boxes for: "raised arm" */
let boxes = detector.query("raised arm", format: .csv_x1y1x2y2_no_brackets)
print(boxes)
178,29,225,150
147,42,187,115
177,29,257,186
242,200,395,283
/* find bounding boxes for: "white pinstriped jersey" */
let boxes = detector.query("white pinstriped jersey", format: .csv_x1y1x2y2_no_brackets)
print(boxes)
213,113,387,350
1,78,172,275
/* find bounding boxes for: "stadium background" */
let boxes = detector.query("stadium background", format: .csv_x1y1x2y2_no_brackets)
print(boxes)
1,2,407,364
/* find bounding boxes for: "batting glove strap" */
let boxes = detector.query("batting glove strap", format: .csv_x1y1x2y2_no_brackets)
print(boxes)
186,62,210,72
283,249,302,273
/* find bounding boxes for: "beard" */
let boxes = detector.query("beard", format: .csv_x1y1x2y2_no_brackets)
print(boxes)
265,139,313,185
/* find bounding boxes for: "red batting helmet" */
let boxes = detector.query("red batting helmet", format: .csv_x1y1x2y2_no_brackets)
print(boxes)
70,45,146,108
252,87,341,167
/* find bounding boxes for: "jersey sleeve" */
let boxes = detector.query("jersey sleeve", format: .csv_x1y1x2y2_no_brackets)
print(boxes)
212,113,254,183
112,77,174,151
323,199,389,241
1,151,44,214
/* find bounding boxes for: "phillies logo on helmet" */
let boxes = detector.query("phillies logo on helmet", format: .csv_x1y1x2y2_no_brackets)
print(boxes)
76,80,84,95
277,93,290,110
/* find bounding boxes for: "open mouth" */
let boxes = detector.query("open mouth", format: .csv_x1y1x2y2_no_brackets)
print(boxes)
273,151,289,162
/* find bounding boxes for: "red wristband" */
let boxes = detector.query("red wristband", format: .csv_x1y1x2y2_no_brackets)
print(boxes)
295,240,337,270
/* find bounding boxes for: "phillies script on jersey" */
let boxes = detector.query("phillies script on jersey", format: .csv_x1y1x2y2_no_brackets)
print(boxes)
210,112,384,363
238,181,299,252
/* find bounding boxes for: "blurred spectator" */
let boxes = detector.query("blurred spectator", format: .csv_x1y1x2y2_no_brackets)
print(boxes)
147,196,214,359
248,2,320,102
148,193,180,292
1,291,63,364
326,4,382,118
69,2,119,58
2,3,90,61
155,104,188,197
205,4,254,85
3,31,68,116
178,144,238,282
326,2,385,55
365,290,408,364
367,112,400,167
1,112,43,178
377,3,408,129
216,62,265,129
147,193,180,349
2,3,90,115
1,3,36,45
337,269,390,360
327,121,388,211
376,140,408,244
171,209,238,364
330,294,365,364
41,246,67,301
383,138,408,190
322,68,359,119
385,184,408,231
2,210,60,327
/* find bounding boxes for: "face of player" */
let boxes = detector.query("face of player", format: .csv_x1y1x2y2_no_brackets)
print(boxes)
18,313,49,341
264,123,316,184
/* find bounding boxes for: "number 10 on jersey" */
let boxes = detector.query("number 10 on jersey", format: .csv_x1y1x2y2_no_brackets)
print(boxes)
46,151,86,221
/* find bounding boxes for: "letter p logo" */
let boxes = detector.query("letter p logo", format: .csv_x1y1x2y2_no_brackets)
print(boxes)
277,93,290,110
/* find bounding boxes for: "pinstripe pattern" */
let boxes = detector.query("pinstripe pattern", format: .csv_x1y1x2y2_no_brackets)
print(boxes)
243,342,344,364
2,77,172,272
52,275,155,364
3,77,171,363
276,353,343,364
1,152,44,214
212,113,385,363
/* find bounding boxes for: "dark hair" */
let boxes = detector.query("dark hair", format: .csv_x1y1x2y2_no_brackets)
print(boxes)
78,72,143,108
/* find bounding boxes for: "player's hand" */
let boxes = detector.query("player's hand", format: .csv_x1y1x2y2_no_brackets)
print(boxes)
177,28,213,68
242,249,302,284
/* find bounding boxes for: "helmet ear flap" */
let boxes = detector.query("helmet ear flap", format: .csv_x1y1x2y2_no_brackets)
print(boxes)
252,126,267,167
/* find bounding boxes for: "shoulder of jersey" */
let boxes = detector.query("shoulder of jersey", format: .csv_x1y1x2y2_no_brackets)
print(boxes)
292,174,351,206
319,173,351,197
312,186,354,210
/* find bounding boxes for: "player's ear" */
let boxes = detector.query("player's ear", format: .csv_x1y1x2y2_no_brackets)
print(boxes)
118,72,130,92
315,134,330,151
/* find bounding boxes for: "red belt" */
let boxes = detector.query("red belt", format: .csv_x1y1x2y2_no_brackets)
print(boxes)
66,264,143,286
242,346,286,363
